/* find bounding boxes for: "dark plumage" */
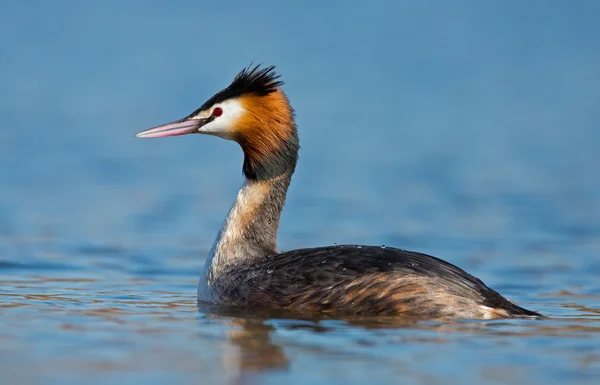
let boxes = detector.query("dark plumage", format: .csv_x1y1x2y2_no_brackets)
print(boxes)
211,245,541,319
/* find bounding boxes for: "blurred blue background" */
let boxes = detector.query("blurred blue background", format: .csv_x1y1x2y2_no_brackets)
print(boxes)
1,1,598,250
1,1,599,384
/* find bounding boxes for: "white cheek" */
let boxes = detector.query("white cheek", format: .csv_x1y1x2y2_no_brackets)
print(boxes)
197,99,245,139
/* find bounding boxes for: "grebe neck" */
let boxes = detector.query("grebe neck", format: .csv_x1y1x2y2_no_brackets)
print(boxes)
205,170,293,276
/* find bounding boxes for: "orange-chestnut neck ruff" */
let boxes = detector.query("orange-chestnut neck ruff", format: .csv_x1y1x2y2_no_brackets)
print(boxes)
235,90,299,181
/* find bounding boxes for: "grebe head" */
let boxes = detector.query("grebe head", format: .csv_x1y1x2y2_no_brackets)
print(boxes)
135,65,299,180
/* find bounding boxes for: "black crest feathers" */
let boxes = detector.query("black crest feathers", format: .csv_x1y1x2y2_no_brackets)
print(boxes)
197,64,284,111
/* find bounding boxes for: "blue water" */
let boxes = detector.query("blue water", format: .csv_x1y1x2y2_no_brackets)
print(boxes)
1,1,599,384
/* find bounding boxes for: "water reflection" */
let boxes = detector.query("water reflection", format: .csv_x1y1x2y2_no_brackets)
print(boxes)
197,300,600,382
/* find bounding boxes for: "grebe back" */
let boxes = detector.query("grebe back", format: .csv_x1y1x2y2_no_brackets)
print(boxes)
135,65,540,320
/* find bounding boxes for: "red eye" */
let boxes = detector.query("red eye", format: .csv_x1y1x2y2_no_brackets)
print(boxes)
212,107,223,117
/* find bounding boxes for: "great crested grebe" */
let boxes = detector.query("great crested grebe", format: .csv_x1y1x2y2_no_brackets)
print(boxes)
136,65,540,320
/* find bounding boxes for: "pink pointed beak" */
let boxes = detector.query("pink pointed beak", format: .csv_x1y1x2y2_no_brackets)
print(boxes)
135,118,205,138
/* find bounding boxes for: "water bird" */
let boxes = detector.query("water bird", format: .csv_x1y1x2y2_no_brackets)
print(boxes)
135,65,540,320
